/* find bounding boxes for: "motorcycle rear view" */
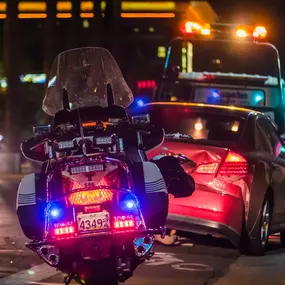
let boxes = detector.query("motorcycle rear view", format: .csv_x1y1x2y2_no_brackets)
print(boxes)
16,47,195,285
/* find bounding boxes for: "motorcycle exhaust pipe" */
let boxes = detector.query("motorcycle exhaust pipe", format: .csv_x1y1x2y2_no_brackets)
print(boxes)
37,245,60,266
133,235,154,257
48,254,59,266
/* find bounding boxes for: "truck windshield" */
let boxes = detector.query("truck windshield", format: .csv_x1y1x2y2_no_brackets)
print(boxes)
165,39,279,77
159,39,281,109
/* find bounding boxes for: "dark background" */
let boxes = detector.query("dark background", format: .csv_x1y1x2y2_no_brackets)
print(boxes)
210,0,284,64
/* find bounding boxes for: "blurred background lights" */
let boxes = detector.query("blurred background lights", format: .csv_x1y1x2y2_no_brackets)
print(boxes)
195,121,203,131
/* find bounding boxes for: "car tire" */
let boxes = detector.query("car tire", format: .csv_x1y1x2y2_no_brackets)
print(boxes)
280,232,285,246
241,196,271,256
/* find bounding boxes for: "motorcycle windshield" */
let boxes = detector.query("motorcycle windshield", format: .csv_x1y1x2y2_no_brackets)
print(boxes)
43,47,133,116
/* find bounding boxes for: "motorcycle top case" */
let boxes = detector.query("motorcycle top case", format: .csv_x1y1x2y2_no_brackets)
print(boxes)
17,173,47,240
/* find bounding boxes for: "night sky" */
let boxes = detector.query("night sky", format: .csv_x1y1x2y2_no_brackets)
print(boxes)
210,0,285,70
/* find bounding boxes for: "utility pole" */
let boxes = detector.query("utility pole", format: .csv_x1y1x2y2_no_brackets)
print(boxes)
4,1,20,151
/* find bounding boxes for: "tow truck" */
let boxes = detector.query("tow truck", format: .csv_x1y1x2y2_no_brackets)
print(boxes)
153,21,285,133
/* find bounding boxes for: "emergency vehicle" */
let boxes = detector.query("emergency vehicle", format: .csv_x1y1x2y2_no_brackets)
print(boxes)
153,22,285,132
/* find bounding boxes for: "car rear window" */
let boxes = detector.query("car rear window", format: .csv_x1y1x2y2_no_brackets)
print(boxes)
148,107,246,142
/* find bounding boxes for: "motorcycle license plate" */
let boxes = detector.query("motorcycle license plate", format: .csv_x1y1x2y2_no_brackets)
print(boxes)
77,212,110,232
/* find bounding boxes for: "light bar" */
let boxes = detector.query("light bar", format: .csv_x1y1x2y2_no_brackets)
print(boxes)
236,29,247,38
182,22,211,36
253,26,267,39
70,164,104,175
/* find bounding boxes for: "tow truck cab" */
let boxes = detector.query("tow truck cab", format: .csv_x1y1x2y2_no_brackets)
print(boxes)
154,22,285,133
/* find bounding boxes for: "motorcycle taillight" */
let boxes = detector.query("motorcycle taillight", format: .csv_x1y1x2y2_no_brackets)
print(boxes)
113,215,136,229
53,222,76,239
68,189,114,205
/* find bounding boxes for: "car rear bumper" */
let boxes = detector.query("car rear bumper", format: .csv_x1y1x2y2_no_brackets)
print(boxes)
167,182,244,246
166,214,241,246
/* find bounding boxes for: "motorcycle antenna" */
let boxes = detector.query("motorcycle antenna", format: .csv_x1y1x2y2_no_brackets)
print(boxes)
73,92,86,155
107,83,114,106
62,88,70,110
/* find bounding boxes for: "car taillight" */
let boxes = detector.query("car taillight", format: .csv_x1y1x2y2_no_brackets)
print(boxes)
53,222,76,238
196,162,219,174
217,151,248,176
113,215,136,230
68,189,114,205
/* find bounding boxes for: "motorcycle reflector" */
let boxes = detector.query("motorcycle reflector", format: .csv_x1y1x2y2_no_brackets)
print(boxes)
70,164,104,175
113,215,136,229
68,189,113,205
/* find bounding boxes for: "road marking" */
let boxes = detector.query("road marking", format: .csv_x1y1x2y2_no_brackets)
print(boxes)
172,263,214,272
29,283,62,285
0,263,58,285
181,243,194,247
145,252,184,266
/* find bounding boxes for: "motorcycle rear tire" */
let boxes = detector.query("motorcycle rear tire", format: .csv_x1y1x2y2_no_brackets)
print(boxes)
81,258,119,285
84,277,118,285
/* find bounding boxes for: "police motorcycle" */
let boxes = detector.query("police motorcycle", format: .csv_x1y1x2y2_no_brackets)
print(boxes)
17,47,195,285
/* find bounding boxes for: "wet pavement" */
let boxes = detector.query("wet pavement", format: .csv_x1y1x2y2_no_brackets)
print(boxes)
0,176,284,285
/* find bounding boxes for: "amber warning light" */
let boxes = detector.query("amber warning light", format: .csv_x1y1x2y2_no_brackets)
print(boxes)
182,22,211,36
182,22,267,40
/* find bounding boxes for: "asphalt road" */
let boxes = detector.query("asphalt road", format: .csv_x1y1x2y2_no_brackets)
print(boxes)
1,176,285,285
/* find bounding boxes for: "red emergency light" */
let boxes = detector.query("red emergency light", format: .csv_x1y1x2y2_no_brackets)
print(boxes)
137,80,156,89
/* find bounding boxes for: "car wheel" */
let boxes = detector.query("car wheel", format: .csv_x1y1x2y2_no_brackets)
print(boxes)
242,197,271,256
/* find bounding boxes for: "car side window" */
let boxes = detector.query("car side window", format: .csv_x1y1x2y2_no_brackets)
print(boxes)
256,119,273,153
257,117,283,156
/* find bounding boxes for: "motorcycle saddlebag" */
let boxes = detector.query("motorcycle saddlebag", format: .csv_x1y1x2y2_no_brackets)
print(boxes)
17,173,47,240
